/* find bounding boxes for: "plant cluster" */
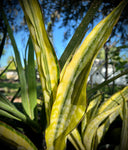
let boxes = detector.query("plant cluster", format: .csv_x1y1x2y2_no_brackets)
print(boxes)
0,0,128,150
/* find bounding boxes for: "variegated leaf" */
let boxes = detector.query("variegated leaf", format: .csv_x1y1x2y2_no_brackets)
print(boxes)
95,108,119,150
1,10,37,121
82,94,102,135
46,1,127,149
0,121,37,150
68,128,85,150
97,86,128,114
83,106,120,150
19,0,60,125
59,0,103,72
83,86,128,150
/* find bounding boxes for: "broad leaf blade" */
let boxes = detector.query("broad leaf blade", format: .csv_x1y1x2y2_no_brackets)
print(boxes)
46,1,127,149
19,0,60,125
83,87,128,150
0,121,37,150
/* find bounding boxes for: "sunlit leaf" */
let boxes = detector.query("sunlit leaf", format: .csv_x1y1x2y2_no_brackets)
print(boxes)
19,0,60,125
83,86,128,150
46,1,127,149
97,86,128,114
59,0,103,71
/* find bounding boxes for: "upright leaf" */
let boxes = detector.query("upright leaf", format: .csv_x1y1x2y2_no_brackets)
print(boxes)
1,9,37,120
27,37,38,121
19,0,60,125
59,0,103,70
46,1,128,149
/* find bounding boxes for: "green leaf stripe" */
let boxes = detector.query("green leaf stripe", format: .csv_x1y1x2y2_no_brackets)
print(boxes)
59,0,103,70
83,106,120,150
46,1,127,150
0,94,27,122
19,0,60,125
68,128,85,150
0,121,37,150
1,9,37,120
120,93,128,150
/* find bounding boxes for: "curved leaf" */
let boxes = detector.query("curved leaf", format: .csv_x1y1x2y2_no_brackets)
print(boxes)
0,121,37,150
97,86,128,114
0,110,22,121
83,106,120,150
82,86,128,150
95,109,119,149
0,94,27,122
46,1,127,149
82,94,102,135
120,94,128,150
68,128,85,150
19,0,60,125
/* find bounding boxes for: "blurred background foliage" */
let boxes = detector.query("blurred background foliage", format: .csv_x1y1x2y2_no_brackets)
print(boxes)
0,0,128,44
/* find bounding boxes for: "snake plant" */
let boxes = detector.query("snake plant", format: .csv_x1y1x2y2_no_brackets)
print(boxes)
0,0,128,149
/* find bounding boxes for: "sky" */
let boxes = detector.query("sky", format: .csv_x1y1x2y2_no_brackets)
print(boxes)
0,7,128,69
0,18,75,68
